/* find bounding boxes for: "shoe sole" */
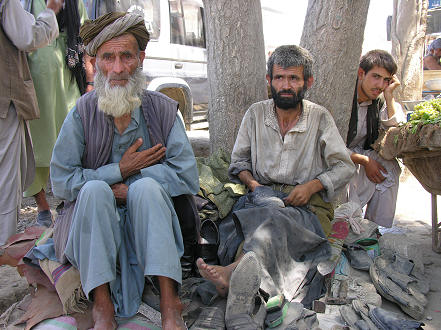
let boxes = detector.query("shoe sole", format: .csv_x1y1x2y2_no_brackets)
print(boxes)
225,251,261,322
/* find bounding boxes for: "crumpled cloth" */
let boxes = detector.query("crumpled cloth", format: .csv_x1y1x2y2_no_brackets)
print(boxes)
196,149,247,219
334,201,364,235
227,187,332,300
32,228,87,314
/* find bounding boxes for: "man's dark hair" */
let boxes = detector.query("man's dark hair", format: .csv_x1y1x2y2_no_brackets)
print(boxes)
267,45,314,81
359,49,397,75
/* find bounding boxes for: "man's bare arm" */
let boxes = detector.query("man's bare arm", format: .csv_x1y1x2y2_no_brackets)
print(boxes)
84,54,95,93
283,179,323,206
238,170,262,192
383,75,401,120
350,152,386,184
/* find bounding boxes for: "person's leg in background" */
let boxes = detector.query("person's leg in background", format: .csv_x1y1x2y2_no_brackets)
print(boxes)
0,104,35,245
23,167,52,226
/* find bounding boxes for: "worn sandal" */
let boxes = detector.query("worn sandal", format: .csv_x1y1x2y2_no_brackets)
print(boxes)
190,299,226,330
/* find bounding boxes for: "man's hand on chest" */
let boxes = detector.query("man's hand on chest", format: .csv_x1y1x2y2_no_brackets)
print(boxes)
119,138,166,179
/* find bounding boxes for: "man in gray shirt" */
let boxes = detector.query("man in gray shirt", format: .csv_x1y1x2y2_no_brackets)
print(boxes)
0,0,61,245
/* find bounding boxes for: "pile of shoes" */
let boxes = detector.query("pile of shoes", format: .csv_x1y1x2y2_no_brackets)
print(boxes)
340,299,424,330
369,251,429,320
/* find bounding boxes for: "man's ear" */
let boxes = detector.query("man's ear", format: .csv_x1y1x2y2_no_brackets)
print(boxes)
358,67,365,80
90,56,97,74
306,76,314,89
138,51,146,64
266,74,271,86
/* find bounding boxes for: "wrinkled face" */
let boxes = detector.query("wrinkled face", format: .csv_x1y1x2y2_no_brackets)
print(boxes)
93,33,145,87
91,34,146,118
267,65,309,110
357,65,393,101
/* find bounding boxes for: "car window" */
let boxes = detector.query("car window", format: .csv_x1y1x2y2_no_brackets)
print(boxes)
169,0,206,48
97,0,161,40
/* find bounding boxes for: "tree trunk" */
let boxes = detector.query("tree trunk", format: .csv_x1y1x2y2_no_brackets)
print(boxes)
203,0,267,154
300,0,370,141
391,0,428,102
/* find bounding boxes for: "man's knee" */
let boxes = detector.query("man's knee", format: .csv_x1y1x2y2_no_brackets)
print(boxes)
128,177,167,200
78,180,113,201
73,181,118,228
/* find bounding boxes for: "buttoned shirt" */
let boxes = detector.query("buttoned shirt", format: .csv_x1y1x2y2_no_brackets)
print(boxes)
229,99,355,201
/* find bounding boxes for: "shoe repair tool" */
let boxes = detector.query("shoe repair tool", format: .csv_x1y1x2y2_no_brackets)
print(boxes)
265,295,289,328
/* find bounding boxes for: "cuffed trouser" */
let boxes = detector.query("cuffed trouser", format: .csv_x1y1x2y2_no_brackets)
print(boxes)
347,148,401,228
64,177,184,317
0,104,34,245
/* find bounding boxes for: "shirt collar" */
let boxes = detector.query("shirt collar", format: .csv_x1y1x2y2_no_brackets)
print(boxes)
132,106,141,125
357,94,373,107
112,107,141,134
264,99,309,133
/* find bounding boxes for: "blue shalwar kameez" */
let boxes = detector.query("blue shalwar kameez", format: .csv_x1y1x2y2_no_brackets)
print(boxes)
50,107,199,317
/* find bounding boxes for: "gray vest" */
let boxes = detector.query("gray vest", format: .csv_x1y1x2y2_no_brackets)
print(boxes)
0,0,39,120
53,90,198,263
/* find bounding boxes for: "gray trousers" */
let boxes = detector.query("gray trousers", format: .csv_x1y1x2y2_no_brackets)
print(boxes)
64,177,184,317
347,147,401,227
0,104,34,245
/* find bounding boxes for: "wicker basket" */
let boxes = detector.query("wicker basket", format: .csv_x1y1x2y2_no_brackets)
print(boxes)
402,151,441,195
373,124,441,194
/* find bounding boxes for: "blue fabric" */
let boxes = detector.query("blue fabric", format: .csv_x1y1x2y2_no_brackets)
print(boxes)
32,238,58,261
50,107,199,317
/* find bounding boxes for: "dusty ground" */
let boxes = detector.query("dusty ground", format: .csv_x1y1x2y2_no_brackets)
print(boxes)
1,162,440,329
391,167,441,329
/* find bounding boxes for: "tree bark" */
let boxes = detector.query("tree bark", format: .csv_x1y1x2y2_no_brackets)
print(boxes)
300,0,370,141
391,0,428,102
203,0,267,154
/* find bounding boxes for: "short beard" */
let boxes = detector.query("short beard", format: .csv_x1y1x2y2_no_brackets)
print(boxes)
94,66,145,118
271,84,307,110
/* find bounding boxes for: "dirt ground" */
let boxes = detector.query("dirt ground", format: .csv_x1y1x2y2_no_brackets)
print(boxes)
1,165,440,329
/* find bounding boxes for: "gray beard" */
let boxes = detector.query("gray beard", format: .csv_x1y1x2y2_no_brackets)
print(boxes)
94,67,145,118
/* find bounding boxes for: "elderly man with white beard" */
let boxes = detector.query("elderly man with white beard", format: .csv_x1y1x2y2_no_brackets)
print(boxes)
49,12,199,329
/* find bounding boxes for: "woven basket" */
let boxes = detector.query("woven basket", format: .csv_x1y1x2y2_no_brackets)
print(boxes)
402,151,441,195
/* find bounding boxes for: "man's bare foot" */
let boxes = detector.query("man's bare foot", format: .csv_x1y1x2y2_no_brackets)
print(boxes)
196,258,238,297
161,297,186,329
92,284,117,330
92,301,117,330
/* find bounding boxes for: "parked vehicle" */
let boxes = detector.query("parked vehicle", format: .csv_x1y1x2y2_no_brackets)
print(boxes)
83,0,208,129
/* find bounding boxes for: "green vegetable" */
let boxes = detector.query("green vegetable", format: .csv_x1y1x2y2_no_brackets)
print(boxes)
408,98,441,132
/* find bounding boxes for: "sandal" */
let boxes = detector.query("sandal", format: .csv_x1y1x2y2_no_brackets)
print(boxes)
190,299,226,330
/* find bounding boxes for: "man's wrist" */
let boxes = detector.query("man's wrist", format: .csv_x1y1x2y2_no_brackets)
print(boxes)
307,179,323,194
351,153,368,166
